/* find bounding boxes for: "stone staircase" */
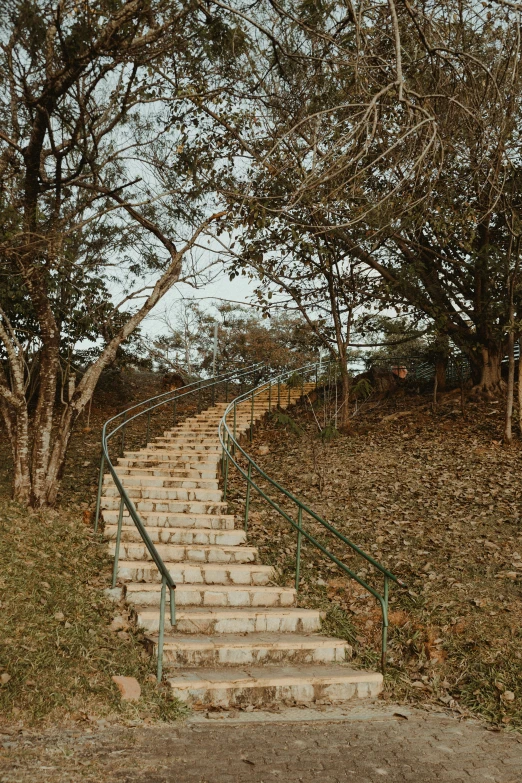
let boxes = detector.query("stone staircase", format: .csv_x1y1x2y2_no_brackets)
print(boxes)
101,383,383,708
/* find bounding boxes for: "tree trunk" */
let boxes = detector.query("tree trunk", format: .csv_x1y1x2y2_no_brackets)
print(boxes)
470,345,504,398
435,357,447,392
518,337,522,436
338,361,351,430
505,330,515,445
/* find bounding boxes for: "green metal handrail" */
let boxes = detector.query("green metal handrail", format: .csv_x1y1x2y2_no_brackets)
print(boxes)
95,361,266,681
219,361,405,671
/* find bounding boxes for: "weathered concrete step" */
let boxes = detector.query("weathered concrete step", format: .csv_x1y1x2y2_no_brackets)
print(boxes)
154,435,218,443
152,633,350,667
117,452,221,468
103,476,219,489
119,452,219,463
135,607,322,634
117,560,273,585
166,665,383,707
102,485,222,502
102,510,235,529
124,445,221,454
109,541,257,564
103,524,245,546
102,498,227,514
126,583,295,607
116,467,218,479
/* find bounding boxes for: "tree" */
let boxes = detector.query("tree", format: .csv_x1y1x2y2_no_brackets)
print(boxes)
146,300,319,377
208,0,522,396
0,0,235,506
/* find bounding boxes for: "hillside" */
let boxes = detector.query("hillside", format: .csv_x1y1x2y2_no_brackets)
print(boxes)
225,387,522,729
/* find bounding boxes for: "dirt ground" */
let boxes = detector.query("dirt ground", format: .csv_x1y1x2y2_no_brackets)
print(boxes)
1,708,521,783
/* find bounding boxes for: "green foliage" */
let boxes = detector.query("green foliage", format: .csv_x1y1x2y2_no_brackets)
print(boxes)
319,423,339,442
351,377,373,400
271,410,305,437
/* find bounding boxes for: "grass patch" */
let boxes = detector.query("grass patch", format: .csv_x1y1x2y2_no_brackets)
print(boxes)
0,498,186,726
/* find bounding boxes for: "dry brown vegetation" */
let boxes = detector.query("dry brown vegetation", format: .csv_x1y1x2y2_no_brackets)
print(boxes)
225,387,522,730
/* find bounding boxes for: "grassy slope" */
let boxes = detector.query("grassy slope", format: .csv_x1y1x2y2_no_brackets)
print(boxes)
225,388,522,730
0,371,191,727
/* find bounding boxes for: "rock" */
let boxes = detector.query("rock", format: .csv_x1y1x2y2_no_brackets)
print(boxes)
257,445,270,455
110,615,129,631
54,611,65,621
0,673,11,685
112,675,141,702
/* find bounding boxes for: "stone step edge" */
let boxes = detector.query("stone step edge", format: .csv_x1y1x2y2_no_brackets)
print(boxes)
166,666,383,691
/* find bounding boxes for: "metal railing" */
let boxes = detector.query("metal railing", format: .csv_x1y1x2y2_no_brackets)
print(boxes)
94,362,266,680
219,361,404,671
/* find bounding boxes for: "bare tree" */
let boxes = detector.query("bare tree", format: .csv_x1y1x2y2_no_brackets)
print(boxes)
0,1,230,506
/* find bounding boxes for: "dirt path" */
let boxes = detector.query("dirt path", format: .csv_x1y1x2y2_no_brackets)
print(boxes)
1,708,521,783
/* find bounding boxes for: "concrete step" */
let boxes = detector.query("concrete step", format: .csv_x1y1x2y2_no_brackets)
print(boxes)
102,485,222,502
109,541,257,564
102,498,228,514
166,664,383,707
103,524,246,546
151,633,350,667
135,606,323,634
117,560,273,585
117,456,220,468
102,510,235,529
126,583,295,608
115,467,218,479
124,444,221,454
103,476,219,489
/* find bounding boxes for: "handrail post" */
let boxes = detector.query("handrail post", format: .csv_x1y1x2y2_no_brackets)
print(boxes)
111,496,125,589
94,450,105,533
120,412,127,456
244,462,252,532
157,574,167,682
233,402,237,455
250,389,254,442
295,506,303,591
146,406,151,445
381,575,389,673
170,586,176,626
223,436,230,500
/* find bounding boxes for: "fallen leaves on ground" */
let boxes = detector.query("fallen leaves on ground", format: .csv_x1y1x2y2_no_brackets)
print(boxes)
226,388,522,730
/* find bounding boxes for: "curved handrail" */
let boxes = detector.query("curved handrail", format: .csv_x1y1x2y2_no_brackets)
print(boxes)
95,361,267,680
218,361,404,671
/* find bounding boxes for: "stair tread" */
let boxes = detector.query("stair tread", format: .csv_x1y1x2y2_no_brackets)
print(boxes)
118,560,272,571
167,664,382,687
126,583,293,593
137,607,320,617
156,633,347,649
